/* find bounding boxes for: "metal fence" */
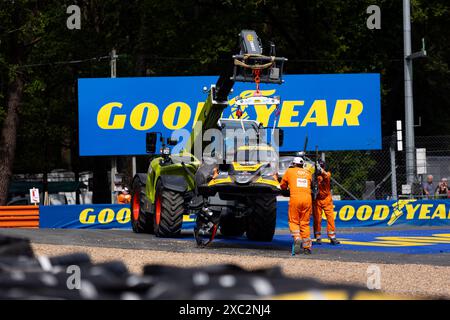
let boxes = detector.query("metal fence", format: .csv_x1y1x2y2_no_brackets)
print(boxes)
325,136,450,200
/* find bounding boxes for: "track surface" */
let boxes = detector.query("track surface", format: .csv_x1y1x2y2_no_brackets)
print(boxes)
2,227,450,266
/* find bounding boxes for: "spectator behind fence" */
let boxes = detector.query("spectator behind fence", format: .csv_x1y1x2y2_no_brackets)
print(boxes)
422,175,434,199
434,178,448,199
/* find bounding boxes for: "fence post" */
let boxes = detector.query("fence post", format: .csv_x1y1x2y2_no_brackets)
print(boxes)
110,49,118,204
390,145,398,200
390,133,398,200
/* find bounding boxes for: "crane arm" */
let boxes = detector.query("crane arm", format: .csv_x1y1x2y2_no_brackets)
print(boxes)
184,30,287,154
184,72,233,154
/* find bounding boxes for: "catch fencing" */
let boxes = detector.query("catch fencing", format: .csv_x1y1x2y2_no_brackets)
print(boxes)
324,136,450,200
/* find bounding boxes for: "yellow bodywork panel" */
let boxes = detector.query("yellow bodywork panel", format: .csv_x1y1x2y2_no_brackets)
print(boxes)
208,176,232,186
232,162,264,172
255,177,281,188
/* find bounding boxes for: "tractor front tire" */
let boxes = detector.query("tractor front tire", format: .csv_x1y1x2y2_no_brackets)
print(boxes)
153,181,184,237
130,174,154,234
246,196,277,241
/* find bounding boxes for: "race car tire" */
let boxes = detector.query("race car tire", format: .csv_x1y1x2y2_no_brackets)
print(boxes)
131,174,154,234
246,196,277,241
219,214,246,237
153,180,184,237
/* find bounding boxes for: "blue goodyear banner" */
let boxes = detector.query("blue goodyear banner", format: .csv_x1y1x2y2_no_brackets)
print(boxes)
276,199,450,228
40,205,132,229
40,200,450,230
39,204,196,229
78,74,381,156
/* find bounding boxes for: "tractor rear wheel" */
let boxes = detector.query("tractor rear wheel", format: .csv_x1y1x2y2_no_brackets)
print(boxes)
153,181,184,237
130,174,154,234
246,196,277,241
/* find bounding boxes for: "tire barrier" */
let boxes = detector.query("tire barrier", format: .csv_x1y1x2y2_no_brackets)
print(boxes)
0,206,39,228
0,234,34,257
0,234,411,300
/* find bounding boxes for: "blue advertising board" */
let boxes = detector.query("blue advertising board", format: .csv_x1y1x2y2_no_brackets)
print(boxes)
276,199,450,228
39,204,196,230
78,74,381,156
39,200,450,230
40,204,132,229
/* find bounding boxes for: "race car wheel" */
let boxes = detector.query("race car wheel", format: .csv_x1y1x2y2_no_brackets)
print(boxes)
220,215,246,237
153,181,184,237
246,196,277,241
130,174,154,234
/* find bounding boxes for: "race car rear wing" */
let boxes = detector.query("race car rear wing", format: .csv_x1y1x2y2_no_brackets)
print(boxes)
232,30,287,84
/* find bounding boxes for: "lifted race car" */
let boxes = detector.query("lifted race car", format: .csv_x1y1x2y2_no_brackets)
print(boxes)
194,119,283,245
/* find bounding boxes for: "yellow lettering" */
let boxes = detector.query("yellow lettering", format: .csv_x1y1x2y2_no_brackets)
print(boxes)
130,102,159,130
254,104,276,126
419,204,433,219
79,208,95,224
431,204,446,220
356,205,372,221
405,204,421,219
301,100,328,126
340,205,355,221
97,102,126,129
163,102,191,129
278,101,304,127
98,208,115,224
373,205,390,220
331,100,363,126
116,208,131,224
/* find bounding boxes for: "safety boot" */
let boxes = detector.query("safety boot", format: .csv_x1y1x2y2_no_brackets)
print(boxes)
329,237,340,245
292,238,302,255
303,247,312,255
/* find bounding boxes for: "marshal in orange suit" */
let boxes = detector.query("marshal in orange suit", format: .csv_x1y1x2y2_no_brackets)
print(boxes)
313,160,340,245
280,157,313,255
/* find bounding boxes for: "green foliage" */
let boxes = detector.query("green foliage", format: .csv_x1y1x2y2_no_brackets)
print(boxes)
327,152,377,199
0,0,449,175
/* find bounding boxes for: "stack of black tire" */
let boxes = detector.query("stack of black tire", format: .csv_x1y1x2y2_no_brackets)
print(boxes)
0,234,404,300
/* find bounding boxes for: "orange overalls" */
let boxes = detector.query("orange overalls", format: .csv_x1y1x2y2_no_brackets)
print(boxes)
280,167,313,249
313,170,336,239
117,193,131,204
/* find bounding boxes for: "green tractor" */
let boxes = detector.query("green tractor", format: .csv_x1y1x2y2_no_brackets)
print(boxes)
130,134,199,237
130,30,287,245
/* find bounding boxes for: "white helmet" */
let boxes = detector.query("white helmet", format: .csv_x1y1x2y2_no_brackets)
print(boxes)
292,157,304,165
